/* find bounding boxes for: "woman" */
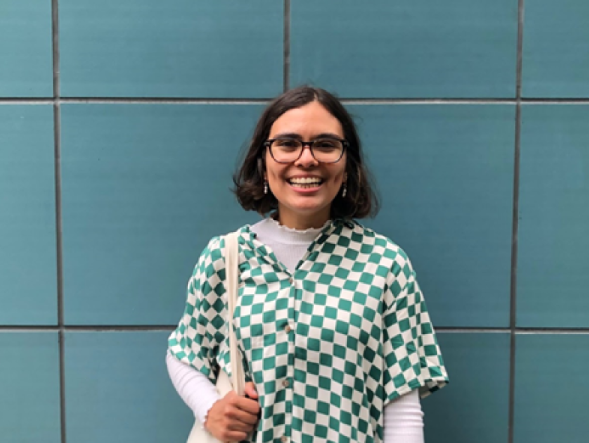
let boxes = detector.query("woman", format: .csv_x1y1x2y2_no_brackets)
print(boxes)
167,86,448,443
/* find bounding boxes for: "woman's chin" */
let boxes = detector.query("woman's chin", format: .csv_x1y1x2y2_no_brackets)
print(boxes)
279,200,331,219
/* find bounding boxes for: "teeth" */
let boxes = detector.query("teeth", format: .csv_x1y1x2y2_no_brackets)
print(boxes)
289,177,322,184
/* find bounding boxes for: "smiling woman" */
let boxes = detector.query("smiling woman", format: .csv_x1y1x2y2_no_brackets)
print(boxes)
166,86,449,443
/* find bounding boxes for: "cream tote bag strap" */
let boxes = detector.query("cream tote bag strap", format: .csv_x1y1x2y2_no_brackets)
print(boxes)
186,231,245,443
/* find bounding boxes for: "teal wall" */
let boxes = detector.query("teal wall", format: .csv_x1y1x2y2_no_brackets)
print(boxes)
1,1,588,442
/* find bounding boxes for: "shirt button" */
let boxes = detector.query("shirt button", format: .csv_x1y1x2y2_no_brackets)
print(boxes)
284,324,292,333
283,379,290,387
289,276,294,284
281,437,288,443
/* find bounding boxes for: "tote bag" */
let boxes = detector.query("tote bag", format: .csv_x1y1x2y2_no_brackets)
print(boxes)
186,231,245,443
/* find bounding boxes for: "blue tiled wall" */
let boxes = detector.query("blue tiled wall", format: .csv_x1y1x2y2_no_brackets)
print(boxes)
1,1,587,442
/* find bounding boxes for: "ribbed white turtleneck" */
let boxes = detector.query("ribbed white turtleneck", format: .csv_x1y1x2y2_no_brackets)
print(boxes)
250,217,329,270
167,217,423,443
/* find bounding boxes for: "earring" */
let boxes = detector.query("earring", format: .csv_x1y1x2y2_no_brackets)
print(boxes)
264,181,268,195
342,182,347,197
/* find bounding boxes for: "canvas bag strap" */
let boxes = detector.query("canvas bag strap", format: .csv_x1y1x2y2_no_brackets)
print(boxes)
224,231,245,396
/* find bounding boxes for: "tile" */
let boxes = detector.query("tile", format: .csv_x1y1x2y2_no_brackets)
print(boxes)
0,0,53,97
291,0,517,98
514,334,589,443
349,104,515,327
0,105,57,325
60,104,263,325
423,333,510,443
517,105,589,327
522,0,589,97
64,331,193,443
59,0,283,98
0,332,60,443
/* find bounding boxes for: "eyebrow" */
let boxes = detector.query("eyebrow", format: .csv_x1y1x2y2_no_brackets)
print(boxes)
271,132,343,140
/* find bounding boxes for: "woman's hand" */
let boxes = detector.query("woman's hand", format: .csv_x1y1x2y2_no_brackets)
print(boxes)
204,382,260,442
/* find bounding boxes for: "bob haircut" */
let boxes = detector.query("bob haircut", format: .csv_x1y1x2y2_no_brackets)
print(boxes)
233,85,379,220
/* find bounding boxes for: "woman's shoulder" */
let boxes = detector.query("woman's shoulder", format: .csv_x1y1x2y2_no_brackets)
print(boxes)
197,224,252,259
205,224,251,244
346,221,416,288
345,220,410,261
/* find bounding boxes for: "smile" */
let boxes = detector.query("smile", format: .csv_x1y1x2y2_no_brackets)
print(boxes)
287,177,324,189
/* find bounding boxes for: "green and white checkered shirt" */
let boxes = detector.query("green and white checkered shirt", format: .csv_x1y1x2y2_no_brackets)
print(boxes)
169,219,448,443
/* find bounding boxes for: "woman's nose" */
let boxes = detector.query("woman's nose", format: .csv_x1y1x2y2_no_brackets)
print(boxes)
295,145,318,167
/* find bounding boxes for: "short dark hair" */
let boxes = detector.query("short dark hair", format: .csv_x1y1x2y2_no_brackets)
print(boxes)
233,86,379,219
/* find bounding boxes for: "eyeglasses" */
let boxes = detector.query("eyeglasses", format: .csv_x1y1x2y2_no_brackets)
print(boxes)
264,137,348,164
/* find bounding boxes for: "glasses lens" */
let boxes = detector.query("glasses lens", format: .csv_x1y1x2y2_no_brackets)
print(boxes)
270,138,303,162
311,138,344,163
270,138,344,163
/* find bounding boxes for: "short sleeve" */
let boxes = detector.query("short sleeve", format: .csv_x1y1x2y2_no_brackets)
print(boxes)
382,253,449,404
168,236,228,383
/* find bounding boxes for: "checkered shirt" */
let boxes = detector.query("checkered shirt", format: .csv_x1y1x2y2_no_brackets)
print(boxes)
169,219,448,443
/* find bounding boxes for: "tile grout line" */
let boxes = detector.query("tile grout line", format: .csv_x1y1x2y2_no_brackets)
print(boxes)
60,98,271,104
283,0,290,92
0,326,178,332
51,1,67,443
3,98,589,105
509,1,525,443
3,325,589,333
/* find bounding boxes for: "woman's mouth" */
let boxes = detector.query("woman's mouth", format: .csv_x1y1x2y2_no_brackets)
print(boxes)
287,177,324,189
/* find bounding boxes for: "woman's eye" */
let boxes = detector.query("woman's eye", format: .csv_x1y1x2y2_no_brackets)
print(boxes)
276,139,300,148
314,139,338,149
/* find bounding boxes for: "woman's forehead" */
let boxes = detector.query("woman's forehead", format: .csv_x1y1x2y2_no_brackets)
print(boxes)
269,101,343,137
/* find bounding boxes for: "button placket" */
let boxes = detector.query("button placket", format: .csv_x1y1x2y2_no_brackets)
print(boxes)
283,274,295,442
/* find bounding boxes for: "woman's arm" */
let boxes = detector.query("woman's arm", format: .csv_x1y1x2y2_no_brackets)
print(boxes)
166,351,260,441
383,390,424,443
166,351,220,424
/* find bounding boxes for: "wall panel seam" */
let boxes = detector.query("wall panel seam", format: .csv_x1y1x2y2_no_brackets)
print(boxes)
51,0,66,442
283,0,290,92
3,326,589,333
3,98,589,105
508,1,526,442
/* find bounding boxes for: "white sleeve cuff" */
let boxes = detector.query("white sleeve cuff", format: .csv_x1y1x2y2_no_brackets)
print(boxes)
165,351,221,424
383,389,424,443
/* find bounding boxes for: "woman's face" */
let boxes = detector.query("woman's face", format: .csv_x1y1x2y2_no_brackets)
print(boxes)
265,100,347,230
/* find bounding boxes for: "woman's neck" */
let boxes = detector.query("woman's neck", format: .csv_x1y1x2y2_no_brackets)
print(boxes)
275,207,331,231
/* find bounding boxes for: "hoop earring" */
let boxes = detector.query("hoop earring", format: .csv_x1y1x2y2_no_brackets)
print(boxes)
342,182,347,198
264,181,268,195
